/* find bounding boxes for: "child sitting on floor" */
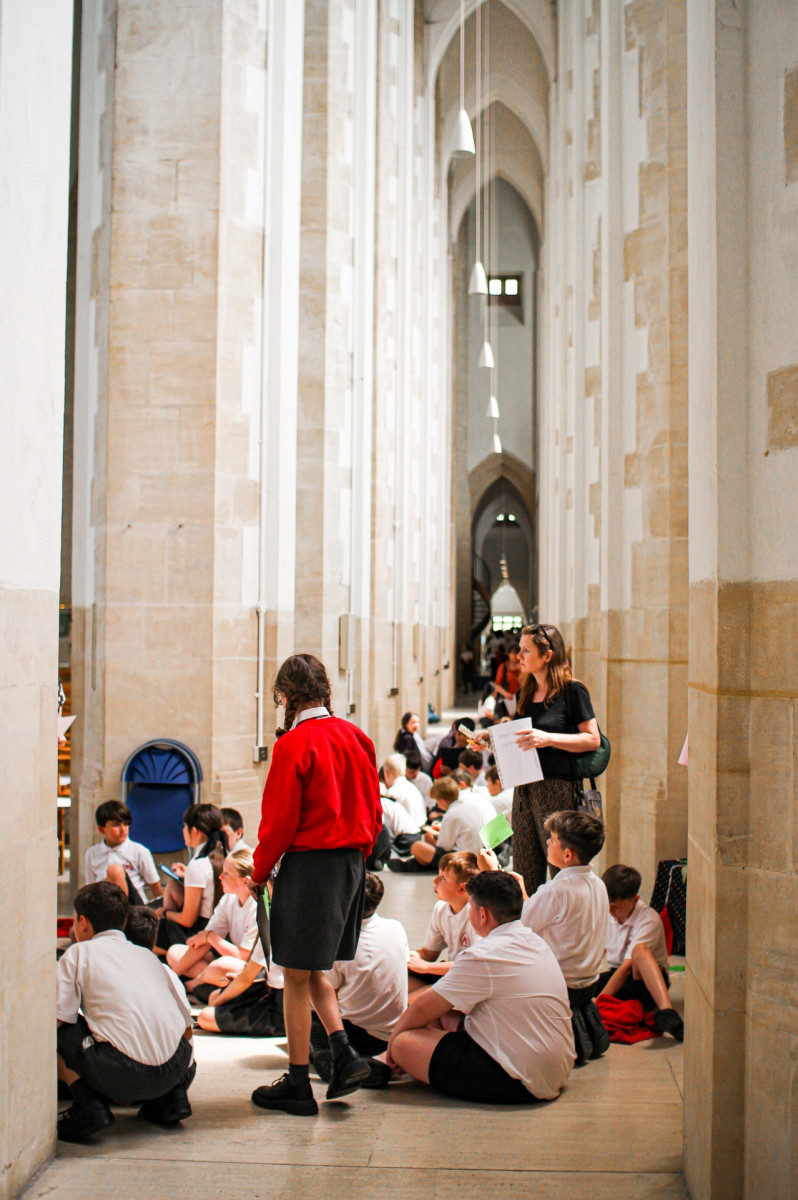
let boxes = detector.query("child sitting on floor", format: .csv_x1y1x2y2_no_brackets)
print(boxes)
124,905,159,950
57,882,195,1143
389,777,496,871
167,848,259,993
84,801,162,906
598,863,684,1041
310,872,410,1086
221,807,252,852
156,803,228,954
484,766,513,818
383,753,428,829
405,751,434,811
406,851,481,992
480,809,609,1063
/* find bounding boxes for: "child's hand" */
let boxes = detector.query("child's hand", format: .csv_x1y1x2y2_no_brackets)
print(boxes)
506,869,528,901
407,953,431,974
477,847,500,872
208,988,224,1006
170,862,186,879
186,932,204,948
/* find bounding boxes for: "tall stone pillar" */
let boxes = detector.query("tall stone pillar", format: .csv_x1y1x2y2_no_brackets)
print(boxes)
684,2,798,1197
0,0,73,1193
70,0,275,851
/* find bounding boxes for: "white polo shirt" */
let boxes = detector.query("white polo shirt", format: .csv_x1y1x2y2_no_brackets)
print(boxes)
382,795,418,836
434,920,574,1100
606,900,668,971
206,893,258,949
183,853,215,918
84,837,158,895
488,787,514,818
422,900,480,960
57,930,190,1066
522,865,608,988
437,794,497,855
409,771,434,809
326,914,410,1041
387,775,427,828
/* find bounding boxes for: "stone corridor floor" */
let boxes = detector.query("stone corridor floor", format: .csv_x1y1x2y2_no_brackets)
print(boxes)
27,870,686,1200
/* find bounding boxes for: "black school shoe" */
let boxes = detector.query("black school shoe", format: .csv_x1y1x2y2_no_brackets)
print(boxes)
654,1008,684,1042
251,1073,319,1116
138,1085,192,1126
361,1058,393,1089
387,858,428,873
57,1096,115,1143
326,1044,371,1099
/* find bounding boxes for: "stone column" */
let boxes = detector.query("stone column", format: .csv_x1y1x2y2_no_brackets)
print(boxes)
684,2,798,1197
71,0,272,850
0,0,73,1193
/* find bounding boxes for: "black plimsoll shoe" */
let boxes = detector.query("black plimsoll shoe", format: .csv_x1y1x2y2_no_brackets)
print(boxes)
251,1073,319,1116
326,1045,371,1099
361,1058,393,1089
57,1097,115,1143
654,1008,684,1042
138,1085,192,1126
387,857,427,873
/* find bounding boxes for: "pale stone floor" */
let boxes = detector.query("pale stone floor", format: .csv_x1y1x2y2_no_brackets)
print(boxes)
29,868,685,1200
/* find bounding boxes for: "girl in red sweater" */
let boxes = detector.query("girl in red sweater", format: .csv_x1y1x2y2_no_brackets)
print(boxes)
249,654,383,1116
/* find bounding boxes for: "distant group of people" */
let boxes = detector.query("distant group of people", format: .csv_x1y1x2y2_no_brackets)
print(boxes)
56,633,682,1144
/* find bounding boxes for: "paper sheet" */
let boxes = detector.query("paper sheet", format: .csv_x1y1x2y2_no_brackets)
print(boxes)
490,718,544,789
58,715,76,739
479,812,513,849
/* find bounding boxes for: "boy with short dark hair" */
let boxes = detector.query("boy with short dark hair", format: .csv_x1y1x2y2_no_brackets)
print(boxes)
458,748,487,790
221,807,252,851
124,905,159,951
57,882,195,1143
480,809,610,1062
388,871,574,1103
84,801,162,904
484,765,513,817
598,863,683,1041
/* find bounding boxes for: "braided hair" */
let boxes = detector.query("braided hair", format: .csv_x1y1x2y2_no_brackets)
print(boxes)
273,654,333,735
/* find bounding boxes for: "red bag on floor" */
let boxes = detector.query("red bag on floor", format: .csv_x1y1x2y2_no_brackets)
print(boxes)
595,994,661,1044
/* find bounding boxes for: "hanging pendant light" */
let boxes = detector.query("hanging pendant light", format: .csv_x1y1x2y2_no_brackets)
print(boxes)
452,108,475,157
487,394,500,419
493,431,502,455
469,259,488,294
479,340,494,369
451,1,475,158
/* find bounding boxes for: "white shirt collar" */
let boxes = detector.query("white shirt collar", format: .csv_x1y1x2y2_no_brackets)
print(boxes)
294,706,331,726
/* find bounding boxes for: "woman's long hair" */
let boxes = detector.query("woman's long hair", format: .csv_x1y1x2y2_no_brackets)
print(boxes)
516,624,573,713
273,653,332,734
183,803,229,907
393,711,415,753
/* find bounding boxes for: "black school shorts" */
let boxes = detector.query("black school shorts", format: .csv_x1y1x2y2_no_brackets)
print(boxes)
596,967,670,1012
57,1015,195,1104
271,848,365,971
427,1030,540,1105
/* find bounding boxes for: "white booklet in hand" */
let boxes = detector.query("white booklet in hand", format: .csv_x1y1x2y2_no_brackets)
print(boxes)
489,719,543,789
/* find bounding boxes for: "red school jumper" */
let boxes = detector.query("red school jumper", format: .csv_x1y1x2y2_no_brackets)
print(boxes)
252,715,383,886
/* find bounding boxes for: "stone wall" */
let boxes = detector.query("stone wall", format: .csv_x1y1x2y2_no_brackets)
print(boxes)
542,0,688,895
684,2,798,1197
0,0,73,1194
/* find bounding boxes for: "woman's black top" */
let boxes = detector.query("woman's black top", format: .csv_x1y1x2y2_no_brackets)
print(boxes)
517,680,595,779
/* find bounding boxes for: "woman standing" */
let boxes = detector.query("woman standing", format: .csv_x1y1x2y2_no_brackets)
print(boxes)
511,625,600,895
248,654,383,1116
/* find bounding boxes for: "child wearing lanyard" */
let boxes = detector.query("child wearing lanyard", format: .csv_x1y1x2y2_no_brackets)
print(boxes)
248,654,383,1116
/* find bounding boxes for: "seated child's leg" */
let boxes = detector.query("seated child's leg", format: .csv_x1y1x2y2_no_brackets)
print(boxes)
193,956,246,989
411,841,436,865
630,943,671,1009
598,960,633,996
390,1028,448,1085
407,979,434,1000
197,1007,221,1032
161,879,184,912
106,863,130,897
